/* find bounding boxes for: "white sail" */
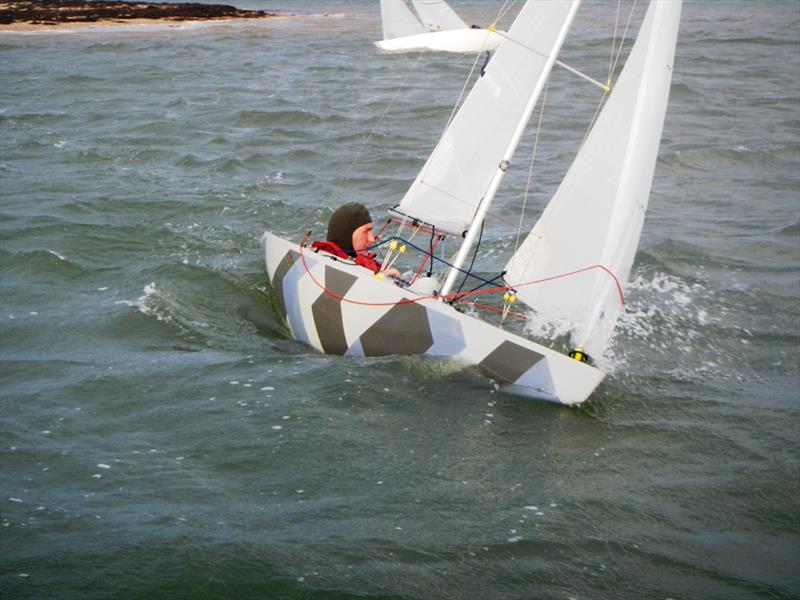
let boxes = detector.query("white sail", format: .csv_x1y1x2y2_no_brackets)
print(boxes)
505,0,682,358
394,1,580,236
380,0,427,40
410,0,468,31
375,29,505,53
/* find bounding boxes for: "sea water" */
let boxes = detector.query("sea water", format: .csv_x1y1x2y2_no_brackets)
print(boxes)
1,1,798,598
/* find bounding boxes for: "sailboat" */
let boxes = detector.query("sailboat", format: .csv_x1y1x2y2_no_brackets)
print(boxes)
375,0,504,53
262,0,682,405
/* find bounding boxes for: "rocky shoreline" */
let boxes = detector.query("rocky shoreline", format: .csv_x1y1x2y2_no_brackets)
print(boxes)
0,0,285,29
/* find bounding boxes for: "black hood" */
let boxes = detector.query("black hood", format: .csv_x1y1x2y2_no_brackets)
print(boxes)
326,202,372,253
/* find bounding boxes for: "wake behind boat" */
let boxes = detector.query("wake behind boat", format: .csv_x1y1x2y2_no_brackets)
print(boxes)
262,0,682,405
375,0,504,53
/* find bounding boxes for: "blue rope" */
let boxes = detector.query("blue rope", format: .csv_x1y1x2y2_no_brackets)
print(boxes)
369,235,503,291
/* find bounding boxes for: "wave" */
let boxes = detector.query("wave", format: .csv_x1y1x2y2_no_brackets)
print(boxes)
704,35,799,47
0,248,89,279
0,111,70,126
173,154,246,174
659,144,799,173
233,108,326,128
117,263,287,351
54,73,105,85
603,259,798,390
776,221,800,237
235,128,316,146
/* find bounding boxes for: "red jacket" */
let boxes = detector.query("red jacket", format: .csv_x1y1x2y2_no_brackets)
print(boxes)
311,240,382,273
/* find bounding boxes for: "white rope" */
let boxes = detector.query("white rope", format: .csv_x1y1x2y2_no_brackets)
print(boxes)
610,0,638,80
514,78,549,253
610,0,622,83
330,51,426,205
442,46,483,133
493,0,520,25
510,1,640,266
438,0,520,135
578,0,638,151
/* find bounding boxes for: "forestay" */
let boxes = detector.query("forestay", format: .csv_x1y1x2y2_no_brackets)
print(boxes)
504,1,682,358
410,0,468,31
394,1,579,236
380,0,427,40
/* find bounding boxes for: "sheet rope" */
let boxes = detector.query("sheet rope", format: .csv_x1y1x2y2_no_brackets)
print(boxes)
296,234,625,311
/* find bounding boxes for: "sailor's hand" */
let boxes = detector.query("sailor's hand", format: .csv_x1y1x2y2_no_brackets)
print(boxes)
385,267,401,278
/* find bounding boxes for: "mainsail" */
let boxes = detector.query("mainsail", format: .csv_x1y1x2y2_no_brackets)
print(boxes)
410,0,468,31
394,0,580,235
380,0,427,40
504,1,682,358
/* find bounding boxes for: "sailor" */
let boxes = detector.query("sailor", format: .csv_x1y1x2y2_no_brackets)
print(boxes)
312,202,400,278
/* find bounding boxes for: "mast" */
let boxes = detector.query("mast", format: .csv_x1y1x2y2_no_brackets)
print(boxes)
439,0,581,298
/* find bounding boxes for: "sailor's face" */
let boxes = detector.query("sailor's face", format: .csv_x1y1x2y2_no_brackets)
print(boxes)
352,222,376,254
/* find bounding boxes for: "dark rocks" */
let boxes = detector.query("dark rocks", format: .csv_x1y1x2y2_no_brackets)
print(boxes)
0,0,283,26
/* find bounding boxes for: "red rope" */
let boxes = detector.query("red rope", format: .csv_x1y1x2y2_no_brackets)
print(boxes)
462,301,529,320
450,263,625,306
297,240,625,309
299,240,433,306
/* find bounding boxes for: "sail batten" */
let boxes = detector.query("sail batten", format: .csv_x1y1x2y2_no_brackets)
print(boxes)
504,0,682,358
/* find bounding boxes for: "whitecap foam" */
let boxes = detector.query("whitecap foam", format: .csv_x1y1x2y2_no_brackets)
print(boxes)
514,267,729,381
601,269,743,380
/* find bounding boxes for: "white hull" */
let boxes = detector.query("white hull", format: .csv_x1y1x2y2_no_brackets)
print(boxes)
375,29,503,53
262,232,604,405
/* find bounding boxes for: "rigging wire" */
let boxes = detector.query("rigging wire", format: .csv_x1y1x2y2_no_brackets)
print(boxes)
438,46,483,136
513,77,550,254
610,0,639,82
493,0,520,25
507,1,641,286
610,0,622,84
455,219,484,295
329,50,426,206
411,0,517,214
579,0,639,150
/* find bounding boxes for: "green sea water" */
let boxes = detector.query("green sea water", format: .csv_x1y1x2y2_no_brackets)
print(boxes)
1,1,798,598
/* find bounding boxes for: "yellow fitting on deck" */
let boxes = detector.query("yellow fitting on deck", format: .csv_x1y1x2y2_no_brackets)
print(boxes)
374,272,385,280
399,244,406,254
389,240,398,251
488,23,497,32
569,348,589,363
604,78,611,93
